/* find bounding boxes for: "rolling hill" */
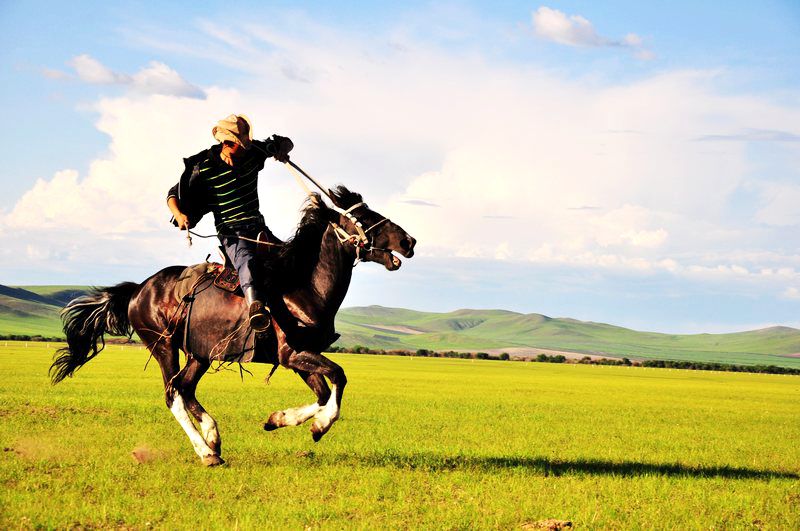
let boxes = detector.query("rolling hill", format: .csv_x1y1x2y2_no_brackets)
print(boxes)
2,284,799,368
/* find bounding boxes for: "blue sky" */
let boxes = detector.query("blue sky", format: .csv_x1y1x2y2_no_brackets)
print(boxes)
1,1,799,333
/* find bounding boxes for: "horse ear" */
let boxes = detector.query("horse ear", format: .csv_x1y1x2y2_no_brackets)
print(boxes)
328,188,342,209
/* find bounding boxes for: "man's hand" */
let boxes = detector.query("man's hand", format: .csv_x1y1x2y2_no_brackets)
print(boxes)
271,135,293,163
175,212,190,230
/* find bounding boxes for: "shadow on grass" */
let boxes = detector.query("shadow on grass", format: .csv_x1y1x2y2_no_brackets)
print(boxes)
319,452,798,480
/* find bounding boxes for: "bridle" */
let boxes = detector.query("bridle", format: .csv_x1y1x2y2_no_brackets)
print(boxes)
281,160,398,264
329,201,393,263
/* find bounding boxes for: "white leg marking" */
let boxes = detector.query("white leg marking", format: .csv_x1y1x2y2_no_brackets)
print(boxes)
170,393,215,458
281,403,323,426
199,412,220,450
312,384,340,433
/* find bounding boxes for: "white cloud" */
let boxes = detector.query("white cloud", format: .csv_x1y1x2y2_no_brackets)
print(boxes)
130,61,205,98
754,183,800,226
65,54,204,98
532,6,606,47
6,16,800,302
532,6,653,59
69,54,127,84
782,287,800,300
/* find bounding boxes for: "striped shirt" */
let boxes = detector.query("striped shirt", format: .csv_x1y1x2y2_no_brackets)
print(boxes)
198,143,268,230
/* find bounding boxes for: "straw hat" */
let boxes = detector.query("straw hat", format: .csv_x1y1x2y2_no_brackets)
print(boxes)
212,114,253,149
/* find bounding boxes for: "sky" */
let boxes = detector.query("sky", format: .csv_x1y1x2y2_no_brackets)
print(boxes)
1,1,800,333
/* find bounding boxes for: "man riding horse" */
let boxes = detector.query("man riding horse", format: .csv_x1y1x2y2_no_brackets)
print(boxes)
52,123,417,465
166,114,293,332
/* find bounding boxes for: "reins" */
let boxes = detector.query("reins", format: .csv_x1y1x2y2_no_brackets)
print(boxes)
181,149,393,264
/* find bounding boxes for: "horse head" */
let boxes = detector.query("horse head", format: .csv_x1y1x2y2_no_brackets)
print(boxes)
328,186,416,271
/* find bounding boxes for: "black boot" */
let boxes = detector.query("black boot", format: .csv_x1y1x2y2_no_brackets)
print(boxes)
245,287,271,332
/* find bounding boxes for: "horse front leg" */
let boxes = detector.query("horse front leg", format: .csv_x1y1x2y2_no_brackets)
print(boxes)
292,351,347,442
264,371,330,431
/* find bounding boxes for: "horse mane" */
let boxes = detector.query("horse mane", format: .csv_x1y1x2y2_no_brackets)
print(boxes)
273,186,363,290
328,185,363,210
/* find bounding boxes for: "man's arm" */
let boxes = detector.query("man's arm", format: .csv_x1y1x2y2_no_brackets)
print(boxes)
167,184,190,230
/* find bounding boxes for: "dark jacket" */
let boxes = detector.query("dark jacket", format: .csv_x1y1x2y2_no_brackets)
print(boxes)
168,135,293,229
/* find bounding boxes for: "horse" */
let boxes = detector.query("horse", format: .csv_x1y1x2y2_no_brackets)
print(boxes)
49,186,416,466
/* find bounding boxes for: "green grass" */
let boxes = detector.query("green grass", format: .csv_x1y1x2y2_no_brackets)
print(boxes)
1,341,798,528
4,282,800,367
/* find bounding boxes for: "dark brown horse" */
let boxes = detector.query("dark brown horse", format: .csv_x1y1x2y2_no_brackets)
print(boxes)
50,187,416,466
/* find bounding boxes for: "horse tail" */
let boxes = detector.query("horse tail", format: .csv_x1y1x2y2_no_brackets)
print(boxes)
50,282,139,384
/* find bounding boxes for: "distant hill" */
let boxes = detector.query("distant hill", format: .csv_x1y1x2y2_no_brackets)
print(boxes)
0,285,90,337
335,306,800,368
2,284,799,368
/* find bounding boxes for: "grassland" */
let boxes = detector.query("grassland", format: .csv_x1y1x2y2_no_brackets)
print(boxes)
4,282,800,367
1,341,798,529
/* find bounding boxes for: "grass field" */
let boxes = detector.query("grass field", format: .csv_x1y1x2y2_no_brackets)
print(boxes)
5,283,800,369
1,341,799,529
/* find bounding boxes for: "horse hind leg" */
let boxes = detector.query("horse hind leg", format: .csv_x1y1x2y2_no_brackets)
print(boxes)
264,371,329,431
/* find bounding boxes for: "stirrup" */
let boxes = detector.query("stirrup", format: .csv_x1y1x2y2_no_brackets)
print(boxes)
249,302,271,332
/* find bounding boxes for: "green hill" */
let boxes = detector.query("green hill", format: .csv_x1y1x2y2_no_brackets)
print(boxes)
335,305,800,368
2,285,799,368
0,285,91,337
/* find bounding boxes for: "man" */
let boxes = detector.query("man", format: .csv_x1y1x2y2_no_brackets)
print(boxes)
167,114,293,332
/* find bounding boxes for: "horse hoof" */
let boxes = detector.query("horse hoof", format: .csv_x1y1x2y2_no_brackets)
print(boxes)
202,454,225,467
264,411,285,431
310,422,327,442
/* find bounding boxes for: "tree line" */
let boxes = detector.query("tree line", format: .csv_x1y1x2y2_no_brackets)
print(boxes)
4,336,797,375
329,345,800,375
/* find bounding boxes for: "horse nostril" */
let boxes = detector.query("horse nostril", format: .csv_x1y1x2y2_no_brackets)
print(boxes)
401,236,416,251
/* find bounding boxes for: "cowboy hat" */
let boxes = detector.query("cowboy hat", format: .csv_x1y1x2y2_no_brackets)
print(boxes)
212,114,253,149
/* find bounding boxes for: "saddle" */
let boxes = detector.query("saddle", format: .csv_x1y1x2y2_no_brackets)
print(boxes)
173,262,242,303
173,230,283,303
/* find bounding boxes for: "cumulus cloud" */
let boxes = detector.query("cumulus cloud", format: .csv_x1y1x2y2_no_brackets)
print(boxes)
6,14,800,302
64,54,204,98
532,6,653,59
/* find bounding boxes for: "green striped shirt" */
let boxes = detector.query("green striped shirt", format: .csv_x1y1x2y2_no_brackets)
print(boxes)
200,144,268,230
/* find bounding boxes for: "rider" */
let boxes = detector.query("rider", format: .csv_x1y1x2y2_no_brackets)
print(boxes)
167,114,293,332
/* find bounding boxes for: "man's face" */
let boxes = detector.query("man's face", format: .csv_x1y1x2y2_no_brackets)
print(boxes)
223,140,243,157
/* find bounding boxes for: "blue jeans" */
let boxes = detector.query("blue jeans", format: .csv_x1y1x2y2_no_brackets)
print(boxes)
219,220,274,293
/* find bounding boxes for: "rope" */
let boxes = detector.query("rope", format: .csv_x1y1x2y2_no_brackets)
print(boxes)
178,152,393,264
187,229,283,247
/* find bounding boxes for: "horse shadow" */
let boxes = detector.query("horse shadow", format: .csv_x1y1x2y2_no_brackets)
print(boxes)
315,452,798,480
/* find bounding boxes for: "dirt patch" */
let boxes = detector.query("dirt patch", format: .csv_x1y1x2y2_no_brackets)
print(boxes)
7,436,65,460
131,445,163,464
782,352,800,358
